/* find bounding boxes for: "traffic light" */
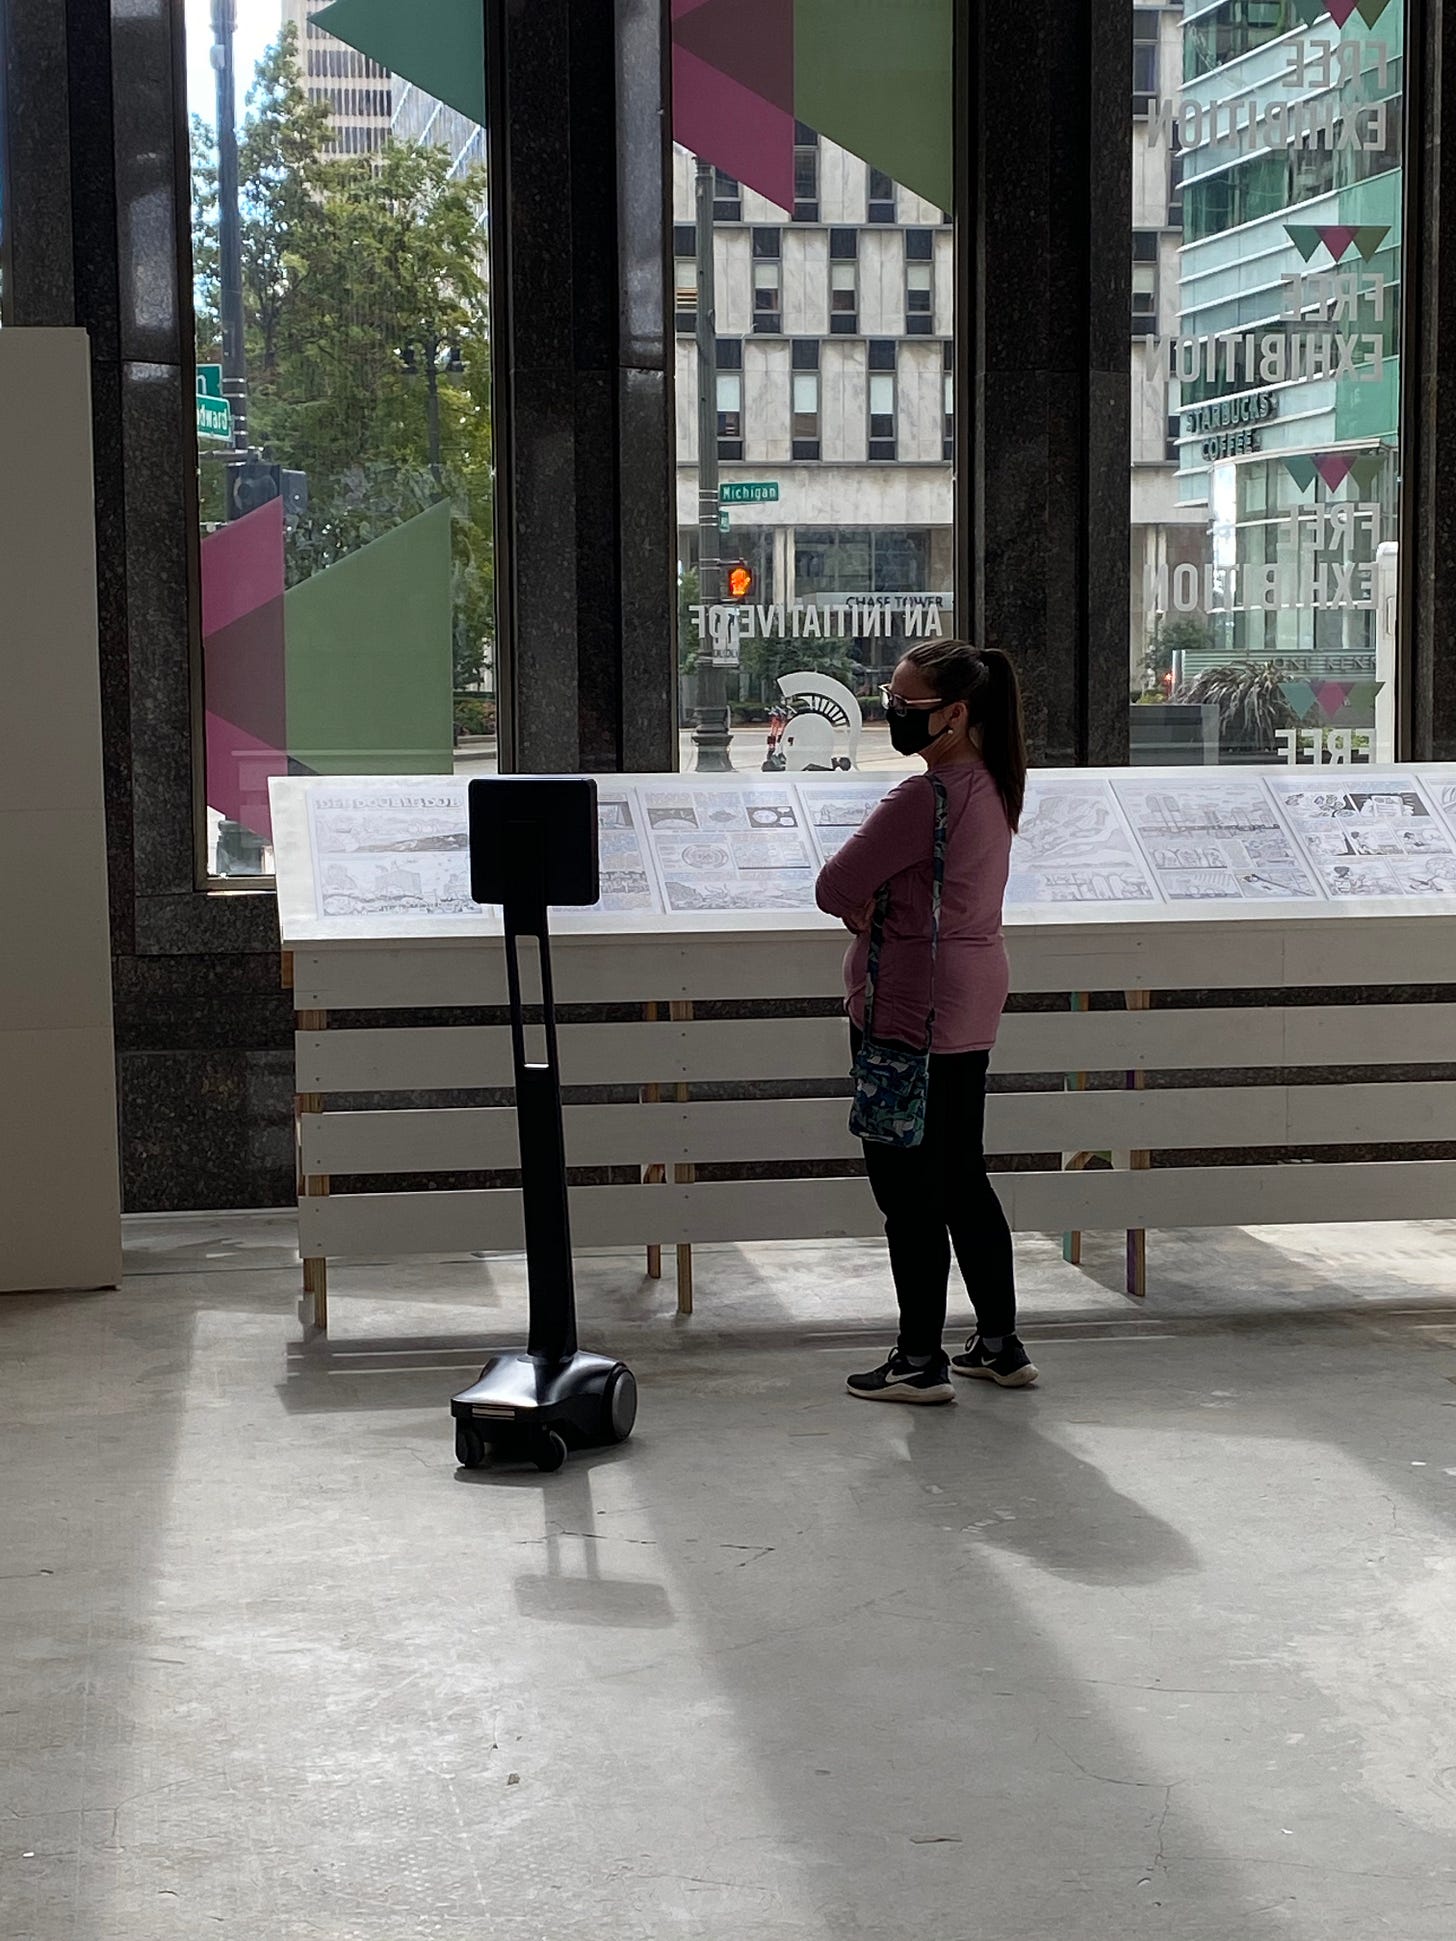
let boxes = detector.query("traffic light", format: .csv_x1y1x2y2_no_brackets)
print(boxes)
225,459,308,524
226,457,280,521
727,561,753,600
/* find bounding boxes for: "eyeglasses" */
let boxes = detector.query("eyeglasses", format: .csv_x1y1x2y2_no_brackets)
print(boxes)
878,684,943,718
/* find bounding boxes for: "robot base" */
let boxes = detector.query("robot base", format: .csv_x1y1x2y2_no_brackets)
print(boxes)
450,1351,637,1472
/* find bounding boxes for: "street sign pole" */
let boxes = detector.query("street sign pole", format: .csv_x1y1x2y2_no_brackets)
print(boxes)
691,158,733,773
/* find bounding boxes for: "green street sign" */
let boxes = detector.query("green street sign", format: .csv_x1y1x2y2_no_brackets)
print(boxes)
719,508,732,533
197,395,233,443
196,365,232,443
720,481,779,504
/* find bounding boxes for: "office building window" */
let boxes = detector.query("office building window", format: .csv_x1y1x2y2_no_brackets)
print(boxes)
792,371,821,460
867,167,896,222
793,127,820,222
906,262,934,335
829,229,858,335
716,338,744,458
1185,0,1293,83
753,260,782,331
713,168,741,221
1133,10,1159,114
1131,265,1157,336
905,228,935,332
943,343,954,461
868,345,897,462
674,224,697,334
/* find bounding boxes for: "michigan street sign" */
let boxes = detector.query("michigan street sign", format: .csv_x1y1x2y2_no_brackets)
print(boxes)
196,365,232,443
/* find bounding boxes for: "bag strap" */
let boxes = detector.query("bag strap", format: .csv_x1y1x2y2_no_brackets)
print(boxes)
862,774,949,1051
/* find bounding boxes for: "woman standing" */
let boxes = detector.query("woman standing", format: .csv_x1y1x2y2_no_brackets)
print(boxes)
815,640,1035,1404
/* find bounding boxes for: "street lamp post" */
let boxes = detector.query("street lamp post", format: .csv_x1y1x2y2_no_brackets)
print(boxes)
402,334,460,485
211,0,248,454
691,158,733,771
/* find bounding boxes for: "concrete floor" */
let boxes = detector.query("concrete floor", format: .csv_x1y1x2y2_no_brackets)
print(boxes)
5,1216,1456,1940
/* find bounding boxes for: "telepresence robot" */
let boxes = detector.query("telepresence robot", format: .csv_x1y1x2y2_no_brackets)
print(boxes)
450,778,637,1473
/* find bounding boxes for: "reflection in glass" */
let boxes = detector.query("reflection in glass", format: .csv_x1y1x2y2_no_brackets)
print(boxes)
188,0,495,878
670,0,954,773
1131,3,1405,769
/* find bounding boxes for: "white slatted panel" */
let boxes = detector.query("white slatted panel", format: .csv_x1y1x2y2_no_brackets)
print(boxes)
298,1158,1456,1259
299,1081,1456,1177
296,1018,853,1092
296,1004,1456,1095
292,916,1456,1011
291,936,848,1011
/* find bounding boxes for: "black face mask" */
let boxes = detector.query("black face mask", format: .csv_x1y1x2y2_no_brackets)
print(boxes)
888,706,950,757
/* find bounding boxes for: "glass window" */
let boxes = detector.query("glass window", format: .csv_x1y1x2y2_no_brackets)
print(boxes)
713,167,742,221
716,369,743,454
1185,0,1293,83
906,260,934,334
1133,10,1160,111
868,371,897,458
792,370,821,460
752,258,782,330
793,137,819,221
674,247,697,334
830,262,858,333
670,9,955,772
187,1,496,879
1131,0,1406,767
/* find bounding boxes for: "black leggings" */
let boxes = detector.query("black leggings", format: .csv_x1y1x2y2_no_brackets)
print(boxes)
852,1026,1017,1359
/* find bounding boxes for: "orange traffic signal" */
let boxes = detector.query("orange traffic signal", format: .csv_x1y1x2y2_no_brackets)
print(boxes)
727,562,753,600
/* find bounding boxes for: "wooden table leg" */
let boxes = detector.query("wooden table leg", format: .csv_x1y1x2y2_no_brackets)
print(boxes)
642,1001,663,1280
1125,990,1152,1299
671,1000,693,1316
1062,993,1090,1267
297,1005,329,1332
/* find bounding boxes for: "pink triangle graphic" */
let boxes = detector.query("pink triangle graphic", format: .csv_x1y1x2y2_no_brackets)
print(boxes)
1317,224,1358,261
1326,0,1362,22
1315,681,1354,718
1313,452,1355,490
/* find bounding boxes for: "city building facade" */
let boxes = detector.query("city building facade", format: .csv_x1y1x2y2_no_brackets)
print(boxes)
1142,0,1404,758
673,134,954,702
1131,4,1205,688
282,0,393,155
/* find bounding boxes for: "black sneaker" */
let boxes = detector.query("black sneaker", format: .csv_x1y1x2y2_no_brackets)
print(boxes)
951,1335,1039,1388
846,1350,955,1405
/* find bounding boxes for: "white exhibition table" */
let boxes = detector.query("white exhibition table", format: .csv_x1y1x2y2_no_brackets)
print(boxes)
271,766,1456,1328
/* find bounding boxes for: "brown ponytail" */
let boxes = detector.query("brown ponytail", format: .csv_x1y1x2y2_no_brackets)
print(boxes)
901,639,1028,830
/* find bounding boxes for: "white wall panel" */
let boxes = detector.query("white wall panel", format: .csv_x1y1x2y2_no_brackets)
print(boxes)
0,332,121,1294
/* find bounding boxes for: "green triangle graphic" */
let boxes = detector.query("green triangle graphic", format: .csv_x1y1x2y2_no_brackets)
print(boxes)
1281,680,1317,721
1357,0,1393,24
794,0,953,213
1349,453,1385,494
1338,680,1381,720
1284,225,1321,262
1293,0,1324,22
1284,456,1317,492
314,0,485,129
1352,225,1391,262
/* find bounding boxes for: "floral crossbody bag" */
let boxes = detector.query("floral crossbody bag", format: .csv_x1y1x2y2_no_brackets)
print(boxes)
848,773,948,1149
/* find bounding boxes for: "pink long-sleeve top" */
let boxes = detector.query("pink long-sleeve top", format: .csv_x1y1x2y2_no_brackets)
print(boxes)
814,764,1012,1055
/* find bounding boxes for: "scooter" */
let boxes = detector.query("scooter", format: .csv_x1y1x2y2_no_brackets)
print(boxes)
450,777,637,1473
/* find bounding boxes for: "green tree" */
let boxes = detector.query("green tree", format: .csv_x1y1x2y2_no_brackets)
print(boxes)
237,27,331,383
1176,661,1298,752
